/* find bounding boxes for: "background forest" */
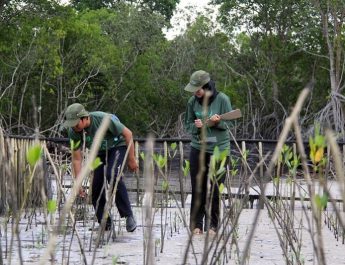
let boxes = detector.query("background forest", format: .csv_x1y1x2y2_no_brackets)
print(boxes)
0,0,345,140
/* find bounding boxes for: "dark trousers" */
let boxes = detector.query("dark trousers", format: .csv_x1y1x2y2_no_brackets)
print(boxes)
189,147,228,231
92,146,133,225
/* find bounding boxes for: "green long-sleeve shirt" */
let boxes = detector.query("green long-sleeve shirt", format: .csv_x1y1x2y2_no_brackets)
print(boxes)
184,92,232,153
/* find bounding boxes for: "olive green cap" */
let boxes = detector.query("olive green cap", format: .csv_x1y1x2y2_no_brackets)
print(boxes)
63,103,89,128
184,70,210,92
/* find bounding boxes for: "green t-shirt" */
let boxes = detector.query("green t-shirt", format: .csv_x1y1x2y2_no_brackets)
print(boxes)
184,92,232,154
68,111,126,151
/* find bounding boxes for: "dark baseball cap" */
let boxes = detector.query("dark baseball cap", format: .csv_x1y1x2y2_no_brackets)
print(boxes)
63,103,89,127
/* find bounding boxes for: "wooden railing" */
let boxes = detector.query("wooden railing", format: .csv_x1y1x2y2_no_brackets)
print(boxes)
1,134,345,214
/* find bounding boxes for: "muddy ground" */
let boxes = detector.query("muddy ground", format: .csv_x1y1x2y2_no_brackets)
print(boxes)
1,180,345,265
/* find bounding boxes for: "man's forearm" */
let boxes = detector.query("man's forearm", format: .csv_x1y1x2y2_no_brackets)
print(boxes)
123,127,135,161
72,160,82,178
128,142,136,162
71,149,83,179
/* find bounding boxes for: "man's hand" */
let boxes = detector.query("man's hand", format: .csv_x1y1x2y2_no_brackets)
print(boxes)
194,119,203,128
78,187,87,198
128,158,139,172
209,114,221,123
122,126,139,173
206,114,221,127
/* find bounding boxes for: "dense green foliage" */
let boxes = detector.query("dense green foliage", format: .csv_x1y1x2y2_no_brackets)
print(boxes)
0,0,344,139
213,0,345,139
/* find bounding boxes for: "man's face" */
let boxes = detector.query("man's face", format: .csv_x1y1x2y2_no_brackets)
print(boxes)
72,118,86,132
194,88,205,98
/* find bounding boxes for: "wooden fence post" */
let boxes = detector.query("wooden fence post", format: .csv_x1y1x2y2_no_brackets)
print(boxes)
164,141,168,177
178,141,185,208
258,141,263,180
241,141,249,207
135,140,140,206
343,145,345,212
0,129,5,214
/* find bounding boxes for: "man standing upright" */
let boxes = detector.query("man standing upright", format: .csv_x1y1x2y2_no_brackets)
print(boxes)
184,70,232,235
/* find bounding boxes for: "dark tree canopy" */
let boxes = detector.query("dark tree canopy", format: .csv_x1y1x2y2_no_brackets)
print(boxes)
0,0,345,140
71,0,180,20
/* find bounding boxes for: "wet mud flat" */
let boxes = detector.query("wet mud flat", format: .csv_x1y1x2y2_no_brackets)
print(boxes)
1,187,345,265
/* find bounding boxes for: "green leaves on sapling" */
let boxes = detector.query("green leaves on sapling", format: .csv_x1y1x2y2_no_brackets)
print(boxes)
314,194,328,211
47,200,57,213
169,142,177,158
210,146,228,181
90,157,102,170
153,153,167,169
70,139,81,151
183,160,190,177
26,145,43,167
